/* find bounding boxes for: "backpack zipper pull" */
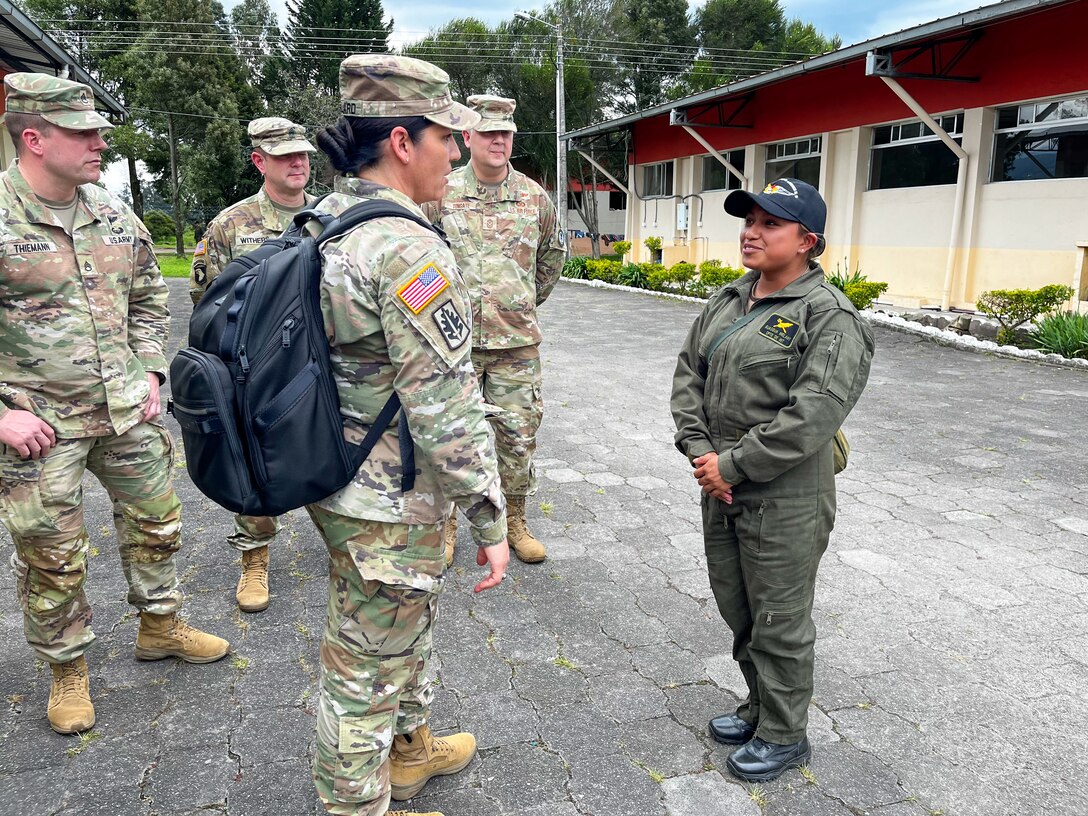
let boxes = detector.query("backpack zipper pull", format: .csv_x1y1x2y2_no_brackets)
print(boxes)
282,318,295,348
237,346,250,382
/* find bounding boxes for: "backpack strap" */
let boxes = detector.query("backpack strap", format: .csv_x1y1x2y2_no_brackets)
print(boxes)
704,300,775,361
351,392,415,494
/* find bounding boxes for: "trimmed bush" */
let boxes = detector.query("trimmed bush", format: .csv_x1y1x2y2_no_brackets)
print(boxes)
143,210,175,243
1029,311,1088,359
643,235,662,252
976,284,1075,346
698,259,744,290
842,281,889,311
612,240,632,258
586,259,621,283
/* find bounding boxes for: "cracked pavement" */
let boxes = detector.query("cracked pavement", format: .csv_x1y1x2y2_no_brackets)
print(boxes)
2,279,1087,816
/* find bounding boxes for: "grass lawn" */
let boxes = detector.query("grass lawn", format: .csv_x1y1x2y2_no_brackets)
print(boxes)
157,254,192,278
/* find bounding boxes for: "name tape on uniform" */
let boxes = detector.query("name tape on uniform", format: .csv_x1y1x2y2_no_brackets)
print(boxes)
758,314,800,348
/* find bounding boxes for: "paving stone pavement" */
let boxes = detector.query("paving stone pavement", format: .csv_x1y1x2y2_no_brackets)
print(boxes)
2,278,1087,816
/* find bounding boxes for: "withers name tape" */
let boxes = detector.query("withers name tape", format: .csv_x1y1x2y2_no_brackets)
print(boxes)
397,263,449,314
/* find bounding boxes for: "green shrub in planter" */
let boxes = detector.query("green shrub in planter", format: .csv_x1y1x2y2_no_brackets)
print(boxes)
643,236,662,252
698,259,744,290
842,281,889,311
612,240,632,258
586,259,621,283
1029,312,1088,359
616,262,651,289
976,284,1074,346
562,256,589,279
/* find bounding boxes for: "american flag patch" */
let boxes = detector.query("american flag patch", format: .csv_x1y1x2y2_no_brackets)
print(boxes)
193,240,206,256
397,263,449,314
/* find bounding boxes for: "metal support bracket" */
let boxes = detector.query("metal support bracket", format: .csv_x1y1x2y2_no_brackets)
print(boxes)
865,30,983,82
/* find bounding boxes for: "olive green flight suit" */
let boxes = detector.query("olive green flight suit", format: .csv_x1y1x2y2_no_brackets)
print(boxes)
671,264,874,743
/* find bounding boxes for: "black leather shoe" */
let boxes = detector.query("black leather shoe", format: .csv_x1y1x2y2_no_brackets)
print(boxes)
708,712,756,745
726,736,811,782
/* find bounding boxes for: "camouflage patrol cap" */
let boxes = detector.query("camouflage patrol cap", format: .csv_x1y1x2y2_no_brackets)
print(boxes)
338,55,481,131
248,116,316,155
3,72,113,130
467,95,517,133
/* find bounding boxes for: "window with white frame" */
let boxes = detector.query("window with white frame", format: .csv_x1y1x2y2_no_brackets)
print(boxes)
765,137,821,188
642,161,674,197
700,151,745,192
992,96,1088,182
869,113,964,190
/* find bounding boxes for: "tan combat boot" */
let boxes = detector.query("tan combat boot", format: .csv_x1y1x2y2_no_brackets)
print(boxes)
134,612,229,663
443,516,457,568
47,655,95,734
389,724,476,800
236,545,270,612
506,495,546,563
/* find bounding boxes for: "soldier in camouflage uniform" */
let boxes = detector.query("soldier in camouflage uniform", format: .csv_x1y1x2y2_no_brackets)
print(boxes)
304,55,510,816
425,95,564,566
0,73,229,736
189,117,316,613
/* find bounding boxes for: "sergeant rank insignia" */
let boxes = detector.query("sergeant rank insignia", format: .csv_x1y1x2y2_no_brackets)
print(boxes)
758,314,799,348
433,300,469,350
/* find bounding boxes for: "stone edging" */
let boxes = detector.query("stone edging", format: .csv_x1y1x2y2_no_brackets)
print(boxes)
559,276,1088,371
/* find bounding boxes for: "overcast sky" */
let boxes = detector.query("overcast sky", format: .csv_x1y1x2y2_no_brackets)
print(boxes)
364,0,981,48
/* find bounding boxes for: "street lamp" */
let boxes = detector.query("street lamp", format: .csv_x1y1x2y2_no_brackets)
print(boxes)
514,11,568,257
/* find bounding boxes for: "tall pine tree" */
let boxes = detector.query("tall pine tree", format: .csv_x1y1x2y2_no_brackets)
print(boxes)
285,0,392,92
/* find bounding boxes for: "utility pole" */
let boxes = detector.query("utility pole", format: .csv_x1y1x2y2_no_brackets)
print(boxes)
515,11,568,257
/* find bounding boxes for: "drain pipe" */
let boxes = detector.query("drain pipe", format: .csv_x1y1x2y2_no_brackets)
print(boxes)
878,75,969,311
680,125,749,190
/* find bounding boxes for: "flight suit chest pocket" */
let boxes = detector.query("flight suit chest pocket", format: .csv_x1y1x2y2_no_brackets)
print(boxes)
815,330,865,404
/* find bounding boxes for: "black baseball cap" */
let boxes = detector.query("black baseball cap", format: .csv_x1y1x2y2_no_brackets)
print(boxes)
724,177,827,235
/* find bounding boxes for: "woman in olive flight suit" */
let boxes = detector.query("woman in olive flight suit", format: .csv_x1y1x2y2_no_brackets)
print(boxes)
671,178,874,782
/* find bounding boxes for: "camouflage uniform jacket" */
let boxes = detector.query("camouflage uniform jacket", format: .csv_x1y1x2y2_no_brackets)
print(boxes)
0,161,167,438
425,163,563,349
314,176,506,547
190,187,314,304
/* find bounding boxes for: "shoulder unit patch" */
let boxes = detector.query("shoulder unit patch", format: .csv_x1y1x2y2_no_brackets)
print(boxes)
758,313,800,348
432,299,470,350
397,262,449,314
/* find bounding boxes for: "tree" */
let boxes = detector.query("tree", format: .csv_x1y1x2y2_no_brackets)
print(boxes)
230,0,287,104
284,0,392,93
402,18,494,101
614,0,696,113
695,0,783,54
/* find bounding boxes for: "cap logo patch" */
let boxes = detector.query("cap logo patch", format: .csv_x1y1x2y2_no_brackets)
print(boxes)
763,180,799,197
758,313,799,348
432,299,469,350
397,262,449,314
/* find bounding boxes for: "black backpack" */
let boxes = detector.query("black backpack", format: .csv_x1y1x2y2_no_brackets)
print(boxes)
168,199,437,517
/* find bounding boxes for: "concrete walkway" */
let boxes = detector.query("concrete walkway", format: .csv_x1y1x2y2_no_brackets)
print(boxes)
2,279,1087,816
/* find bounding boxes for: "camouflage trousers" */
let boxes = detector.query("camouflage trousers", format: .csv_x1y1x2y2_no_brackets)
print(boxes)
306,504,445,816
0,421,182,664
227,513,281,552
471,344,543,497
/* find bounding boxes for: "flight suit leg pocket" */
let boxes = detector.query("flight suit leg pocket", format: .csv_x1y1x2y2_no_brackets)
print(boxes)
750,498,819,591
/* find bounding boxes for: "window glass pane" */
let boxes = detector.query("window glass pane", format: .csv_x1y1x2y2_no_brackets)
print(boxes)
1019,105,1034,125
993,126,1088,181
702,156,728,191
869,139,962,189
766,155,820,188
609,190,626,210
997,107,1018,130
873,126,891,146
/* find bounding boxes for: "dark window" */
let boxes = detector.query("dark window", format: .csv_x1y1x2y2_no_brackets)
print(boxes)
766,137,822,189
992,97,1088,182
609,189,626,210
701,151,745,191
642,162,674,197
567,190,583,210
869,114,964,190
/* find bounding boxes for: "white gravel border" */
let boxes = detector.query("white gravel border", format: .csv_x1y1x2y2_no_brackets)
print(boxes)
559,276,1088,371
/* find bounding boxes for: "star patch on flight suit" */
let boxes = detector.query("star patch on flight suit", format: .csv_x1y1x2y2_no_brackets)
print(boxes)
432,299,469,350
758,314,800,348
397,262,449,314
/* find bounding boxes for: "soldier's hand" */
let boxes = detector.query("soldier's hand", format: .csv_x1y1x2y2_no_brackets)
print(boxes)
0,410,57,460
142,374,162,421
693,452,733,504
474,539,511,593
